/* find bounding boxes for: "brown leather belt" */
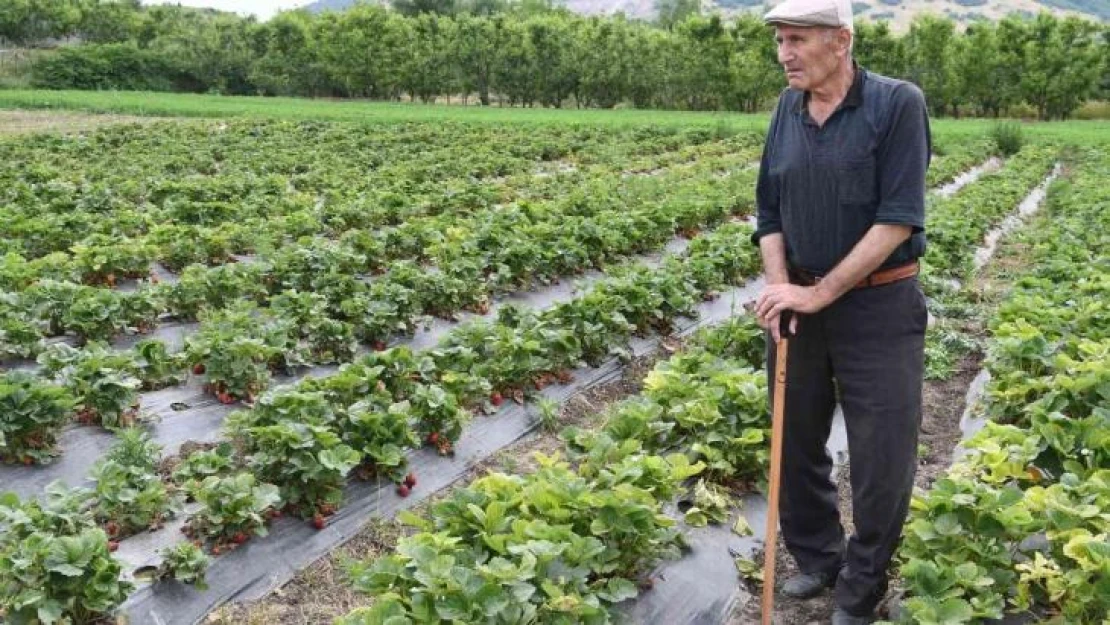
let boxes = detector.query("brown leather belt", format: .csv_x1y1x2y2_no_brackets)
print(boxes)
791,261,919,290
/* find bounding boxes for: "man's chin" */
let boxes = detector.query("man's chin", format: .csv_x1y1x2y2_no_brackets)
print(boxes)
786,76,807,90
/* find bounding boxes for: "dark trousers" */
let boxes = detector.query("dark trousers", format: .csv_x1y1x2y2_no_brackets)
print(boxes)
766,277,926,616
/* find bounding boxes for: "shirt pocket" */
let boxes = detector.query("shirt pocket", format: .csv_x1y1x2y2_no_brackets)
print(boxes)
835,157,877,205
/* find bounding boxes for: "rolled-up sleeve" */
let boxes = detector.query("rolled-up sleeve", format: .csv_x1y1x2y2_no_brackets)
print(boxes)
874,84,931,232
751,97,785,246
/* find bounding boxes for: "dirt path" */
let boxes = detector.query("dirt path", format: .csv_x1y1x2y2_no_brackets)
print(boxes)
0,110,166,136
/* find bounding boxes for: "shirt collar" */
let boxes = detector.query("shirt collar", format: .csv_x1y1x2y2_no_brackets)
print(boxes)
794,62,866,114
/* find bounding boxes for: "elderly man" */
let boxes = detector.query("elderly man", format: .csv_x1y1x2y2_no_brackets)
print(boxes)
750,0,931,623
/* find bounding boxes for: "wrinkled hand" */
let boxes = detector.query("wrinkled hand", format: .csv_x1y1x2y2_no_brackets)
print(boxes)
754,284,828,342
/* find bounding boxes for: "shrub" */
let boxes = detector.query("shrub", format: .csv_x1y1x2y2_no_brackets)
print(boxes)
31,43,186,92
990,122,1025,157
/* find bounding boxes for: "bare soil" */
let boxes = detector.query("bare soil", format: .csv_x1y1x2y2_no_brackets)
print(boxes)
0,110,166,136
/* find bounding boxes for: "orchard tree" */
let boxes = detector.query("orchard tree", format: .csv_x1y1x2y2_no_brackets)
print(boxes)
453,14,501,104
250,10,332,96
655,0,700,31
854,20,906,78
399,14,456,102
317,5,407,98
1020,14,1102,119
905,15,959,116
78,0,142,44
0,0,84,45
729,15,780,112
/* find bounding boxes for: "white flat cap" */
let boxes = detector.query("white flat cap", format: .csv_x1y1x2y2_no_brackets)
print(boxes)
763,0,854,31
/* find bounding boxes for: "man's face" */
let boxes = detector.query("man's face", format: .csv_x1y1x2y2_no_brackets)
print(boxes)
775,25,847,91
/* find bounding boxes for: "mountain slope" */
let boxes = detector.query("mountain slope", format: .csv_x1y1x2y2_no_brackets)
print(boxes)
302,0,1107,27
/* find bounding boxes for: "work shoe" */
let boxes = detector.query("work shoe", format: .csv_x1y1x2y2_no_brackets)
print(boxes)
780,570,837,599
832,607,874,625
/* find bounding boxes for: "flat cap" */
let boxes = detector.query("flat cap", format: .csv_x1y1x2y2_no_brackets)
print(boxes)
763,0,854,31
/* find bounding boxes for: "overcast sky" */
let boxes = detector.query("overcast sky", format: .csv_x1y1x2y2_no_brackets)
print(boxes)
144,1,317,20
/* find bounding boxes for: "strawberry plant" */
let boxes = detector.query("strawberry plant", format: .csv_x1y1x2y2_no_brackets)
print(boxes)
164,262,269,321
897,148,1110,623
0,484,132,625
345,452,696,624
592,267,698,336
405,383,470,455
244,421,361,518
171,442,238,498
186,303,296,401
225,387,338,432
358,346,437,398
270,290,357,364
147,224,236,271
134,338,187,391
342,399,420,483
153,542,210,590
70,234,156,286
0,293,43,358
184,472,282,547
298,360,392,409
90,429,180,538
0,371,75,465
545,292,636,367
341,280,424,345
62,288,126,344
38,342,143,428
23,279,82,336
118,287,166,336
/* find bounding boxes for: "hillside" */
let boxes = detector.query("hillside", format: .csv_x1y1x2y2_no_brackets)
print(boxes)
304,0,1108,28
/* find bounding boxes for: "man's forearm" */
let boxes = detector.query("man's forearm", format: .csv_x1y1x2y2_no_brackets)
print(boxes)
813,224,914,305
759,233,790,285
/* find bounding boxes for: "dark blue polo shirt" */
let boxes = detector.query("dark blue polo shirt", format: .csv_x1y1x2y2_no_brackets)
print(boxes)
752,66,931,275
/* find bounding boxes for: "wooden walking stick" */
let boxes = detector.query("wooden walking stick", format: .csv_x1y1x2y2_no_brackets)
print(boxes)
762,311,793,625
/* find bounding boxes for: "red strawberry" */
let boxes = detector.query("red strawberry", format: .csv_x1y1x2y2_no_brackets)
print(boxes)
105,521,120,537
193,363,206,375
427,431,439,445
232,532,249,545
404,472,417,488
372,340,387,351
312,514,326,530
396,484,411,497
211,545,222,555
108,541,119,552
490,391,503,406
21,455,33,466
217,392,234,405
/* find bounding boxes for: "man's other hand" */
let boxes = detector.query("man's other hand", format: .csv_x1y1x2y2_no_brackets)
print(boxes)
755,284,827,341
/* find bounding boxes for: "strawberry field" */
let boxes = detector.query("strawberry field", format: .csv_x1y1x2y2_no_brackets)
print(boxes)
0,114,1104,625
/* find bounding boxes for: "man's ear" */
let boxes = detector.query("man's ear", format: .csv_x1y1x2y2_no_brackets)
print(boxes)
839,29,853,57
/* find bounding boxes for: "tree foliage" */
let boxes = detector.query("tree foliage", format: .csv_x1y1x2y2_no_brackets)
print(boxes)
7,0,1108,119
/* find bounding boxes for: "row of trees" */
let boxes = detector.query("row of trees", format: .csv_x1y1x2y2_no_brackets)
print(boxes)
5,0,1109,118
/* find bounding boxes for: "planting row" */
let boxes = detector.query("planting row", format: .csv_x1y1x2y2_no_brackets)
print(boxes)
0,147,757,362
0,121,761,260
337,315,768,624
895,147,1109,624
0,218,766,623
926,138,998,189
0,162,758,469
923,144,1058,280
